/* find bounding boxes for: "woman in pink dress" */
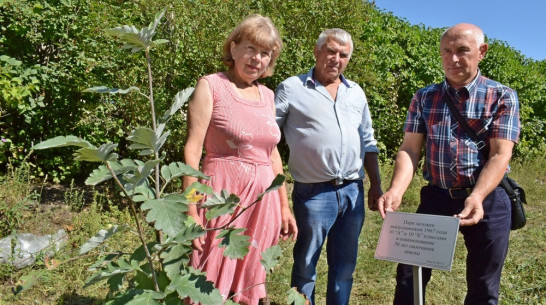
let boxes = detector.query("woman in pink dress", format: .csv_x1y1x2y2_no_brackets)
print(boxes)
183,14,298,305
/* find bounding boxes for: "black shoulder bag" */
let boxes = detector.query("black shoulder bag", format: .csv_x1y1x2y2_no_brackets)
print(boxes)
444,94,527,230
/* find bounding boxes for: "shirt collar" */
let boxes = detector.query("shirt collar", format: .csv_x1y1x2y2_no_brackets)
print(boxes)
441,69,482,98
304,68,353,88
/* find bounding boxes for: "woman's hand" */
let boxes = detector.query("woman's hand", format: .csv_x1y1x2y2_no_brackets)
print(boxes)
188,211,206,252
280,206,298,241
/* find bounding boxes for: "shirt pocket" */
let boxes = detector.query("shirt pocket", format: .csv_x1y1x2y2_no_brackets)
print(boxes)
466,117,492,138
344,104,363,126
430,121,450,144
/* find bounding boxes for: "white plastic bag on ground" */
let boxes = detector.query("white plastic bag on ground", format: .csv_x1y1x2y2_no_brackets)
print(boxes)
0,229,68,269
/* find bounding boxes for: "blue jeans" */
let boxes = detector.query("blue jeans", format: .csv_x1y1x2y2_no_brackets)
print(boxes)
291,180,365,305
393,184,511,305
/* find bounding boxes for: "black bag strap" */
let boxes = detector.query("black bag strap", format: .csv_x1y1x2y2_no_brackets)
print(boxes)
444,92,514,195
499,175,515,193
444,92,487,153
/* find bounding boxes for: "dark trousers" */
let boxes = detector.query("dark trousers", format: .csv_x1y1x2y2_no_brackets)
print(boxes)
393,184,511,305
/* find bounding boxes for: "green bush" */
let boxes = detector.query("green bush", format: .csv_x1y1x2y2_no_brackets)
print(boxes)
1,0,544,181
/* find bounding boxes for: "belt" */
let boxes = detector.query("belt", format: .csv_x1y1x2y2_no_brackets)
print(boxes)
329,179,360,186
447,186,473,199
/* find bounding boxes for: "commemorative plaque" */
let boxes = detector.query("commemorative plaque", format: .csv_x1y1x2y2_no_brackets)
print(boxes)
375,211,460,271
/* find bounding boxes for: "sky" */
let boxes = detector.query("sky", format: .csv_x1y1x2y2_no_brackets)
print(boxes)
371,0,545,61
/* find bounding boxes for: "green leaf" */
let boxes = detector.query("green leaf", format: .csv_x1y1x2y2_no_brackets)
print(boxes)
143,9,166,44
75,142,118,162
155,271,172,293
217,227,250,259
83,86,141,95
107,273,125,293
161,161,209,184
167,271,223,305
86,166,114,185
152,39,169,46
131,181,156,202
128,127,169,156
130,242,160,263
286,287,308,305
105,289,164,305
136,159,161,184
183,182,214,196
31,135,93,150
12,270,47,295
105,25,146,52
85,159,137,186
134,269,158,291
255,174,285,202
164,293,184,305
160,243,192,280
0,55,22,66
88,253,123,271
125,290,164,305
160,87,194,124
105,9,166,53
202,190,240,220
261,245,282,274
80,225,127,254
84,260,136,288
127,127,155,156
121,159,161,193
171,222,205,244
117,258,132,269
141,194,188,237
105,288,139,305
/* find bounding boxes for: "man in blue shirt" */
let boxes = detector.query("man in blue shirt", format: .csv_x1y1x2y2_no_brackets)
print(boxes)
275,28,382,305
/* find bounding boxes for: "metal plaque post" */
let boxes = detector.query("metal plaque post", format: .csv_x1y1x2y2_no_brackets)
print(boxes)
413,265,423,305
375,212,461,305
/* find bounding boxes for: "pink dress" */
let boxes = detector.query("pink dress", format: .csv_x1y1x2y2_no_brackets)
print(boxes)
190,72,282,304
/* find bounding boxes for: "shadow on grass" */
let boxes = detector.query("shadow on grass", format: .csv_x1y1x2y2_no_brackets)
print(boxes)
56,291,102,305
55,294,285,305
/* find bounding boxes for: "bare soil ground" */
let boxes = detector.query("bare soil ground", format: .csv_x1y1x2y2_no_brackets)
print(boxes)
16,183,101,236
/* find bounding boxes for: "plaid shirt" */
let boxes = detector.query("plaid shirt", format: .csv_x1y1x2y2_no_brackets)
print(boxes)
404,71,520,188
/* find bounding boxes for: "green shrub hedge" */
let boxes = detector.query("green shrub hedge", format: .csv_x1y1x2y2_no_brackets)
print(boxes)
1,0,544,182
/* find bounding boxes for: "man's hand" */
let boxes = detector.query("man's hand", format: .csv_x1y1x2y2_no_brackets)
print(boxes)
375,132,423,219
454,138,514,226
367,184,383,211
455,195,484,226
377,190,403,219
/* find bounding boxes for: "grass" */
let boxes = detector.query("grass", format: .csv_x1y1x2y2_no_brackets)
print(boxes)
268,156,546,305
0,168,138,305
0,159,40,237
0,156,544,305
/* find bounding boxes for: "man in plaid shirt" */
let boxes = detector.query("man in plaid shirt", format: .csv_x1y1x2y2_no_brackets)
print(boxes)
377,23,520,305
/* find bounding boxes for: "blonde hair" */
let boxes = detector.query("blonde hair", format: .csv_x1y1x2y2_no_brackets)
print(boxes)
222,14,282,78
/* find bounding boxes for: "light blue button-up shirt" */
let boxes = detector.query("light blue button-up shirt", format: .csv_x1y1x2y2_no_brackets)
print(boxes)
275,68,379,183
